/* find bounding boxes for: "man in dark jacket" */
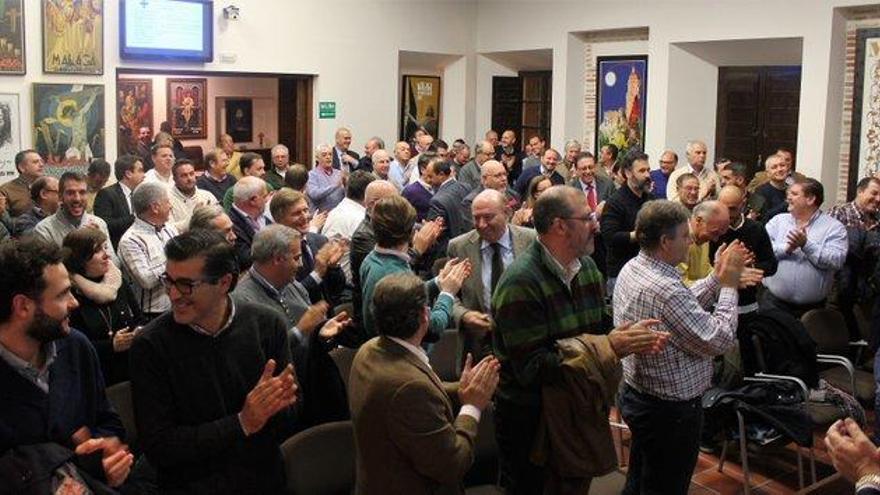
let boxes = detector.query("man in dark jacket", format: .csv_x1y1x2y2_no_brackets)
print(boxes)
93,155,145,249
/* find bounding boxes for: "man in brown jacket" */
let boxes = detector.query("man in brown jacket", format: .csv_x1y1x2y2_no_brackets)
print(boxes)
349,272,500,495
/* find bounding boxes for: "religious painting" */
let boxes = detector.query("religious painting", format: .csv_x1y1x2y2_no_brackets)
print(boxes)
595,55,647,160
32,84,104,173
400,75,440,142
0,0,25,75
116,79,152,156
225,98,252,143
850,28,880,199
167,78,206,139
42,0,103,75
0,94,21,182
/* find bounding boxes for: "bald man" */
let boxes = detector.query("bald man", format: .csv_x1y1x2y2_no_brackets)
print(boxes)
461,160,520,219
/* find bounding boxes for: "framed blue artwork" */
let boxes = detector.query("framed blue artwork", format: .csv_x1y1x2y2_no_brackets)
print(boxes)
595,55,648,160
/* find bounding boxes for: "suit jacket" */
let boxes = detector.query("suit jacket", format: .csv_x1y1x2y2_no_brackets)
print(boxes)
568,176,615,204
228,206,270,271
350,337,479,495
92,183,135,249
402,181,434,222
332,148,360,171
296,231,349,306
426,180,473,257
457,161,482,192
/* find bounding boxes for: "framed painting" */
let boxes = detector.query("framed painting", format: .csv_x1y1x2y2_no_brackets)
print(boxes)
167,78,206,139
225,98,252,143
32,83,105,171
0,0,25,75
595,55,648,160
0,94,20,182
400,75,440,142
116,78,152,156
42,0,103,75
849,28,880,199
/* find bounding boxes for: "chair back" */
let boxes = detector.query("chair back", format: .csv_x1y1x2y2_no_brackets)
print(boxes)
281,420,355,495
105,381,138,452
329,346,357,394
428,329,460,381
801,309,850,355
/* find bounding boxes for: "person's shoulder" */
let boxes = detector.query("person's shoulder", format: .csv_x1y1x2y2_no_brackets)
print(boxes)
448,229,477,251
235,300,288,334
510,223,537,240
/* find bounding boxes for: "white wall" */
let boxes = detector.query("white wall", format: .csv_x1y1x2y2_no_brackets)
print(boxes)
665,44,719,167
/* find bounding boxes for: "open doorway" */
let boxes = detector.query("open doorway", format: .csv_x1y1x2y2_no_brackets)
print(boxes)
115,68,313,169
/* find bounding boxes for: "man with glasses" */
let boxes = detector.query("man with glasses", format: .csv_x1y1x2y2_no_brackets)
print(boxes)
458,140,494,192
650,150,678,198
12,176,59,237
266,144,292,191
130,229,299,494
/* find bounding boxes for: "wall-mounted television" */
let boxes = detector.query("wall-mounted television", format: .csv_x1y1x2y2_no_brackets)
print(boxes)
120,0,213,62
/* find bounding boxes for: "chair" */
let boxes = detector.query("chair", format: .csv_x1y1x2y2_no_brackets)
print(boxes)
428,329,460,381
329,346,356,394
105,381,138,453
281,420,355,495
801,308,874,403
182,145,205,170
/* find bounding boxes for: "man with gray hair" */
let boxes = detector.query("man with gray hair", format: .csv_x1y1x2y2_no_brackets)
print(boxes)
680,200,730,286
371,149,392,182
389,140,414,190
189,204,236,245
118,181,179,319
667,140,720,202
228,176,272,271
266,144,292,190
332,127,360,172
615,199,744,495
559,139,581,181
458,140,494,191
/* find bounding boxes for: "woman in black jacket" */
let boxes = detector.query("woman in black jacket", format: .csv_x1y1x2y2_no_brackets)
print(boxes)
62,228,142,385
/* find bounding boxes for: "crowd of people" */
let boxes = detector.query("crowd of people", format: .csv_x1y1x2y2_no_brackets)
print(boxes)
0,125,879,494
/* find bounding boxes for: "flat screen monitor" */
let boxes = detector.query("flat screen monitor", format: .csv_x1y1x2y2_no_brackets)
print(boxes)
120,0,213,62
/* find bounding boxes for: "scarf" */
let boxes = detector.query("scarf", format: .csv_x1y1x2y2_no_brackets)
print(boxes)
71,262,123,304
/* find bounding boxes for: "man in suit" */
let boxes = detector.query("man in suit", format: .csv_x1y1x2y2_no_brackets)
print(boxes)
570,152,615,277
402,152,438,222
461,160,520,216
228,176,273,271
426,156,473,257
94,155,145,249
458,140,493,192
513,148,566,199
332,127,360,172
350,272,500,495
448,189,536,361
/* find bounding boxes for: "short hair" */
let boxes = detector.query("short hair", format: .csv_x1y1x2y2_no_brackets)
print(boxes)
232,177,267,203
131,182,168,216
87,158,111,178
314,144,332,160
372,272,427,339
189,204,227,232
371,195,416,248
533,185,579,234
686,140,707,154
434,139,448,150
284,164,310,190
676,172,698,188
269,188,307,220
428,156,451,176
692,200,723,221
661,149,679,162
29,176,55,203
14,149,38,173
725,161,747,179
239,152,262,175
526,175,551,202
59,171,86,193
151,141,172,156
564,139,582,153
367,136,385,150
204,148,223,167
417,151,438,175
794,177,823,205
575,151,595,164
635,200,691,250
0,237,64,324
164,229,239,291
620,149,648,172
346,170,375,201
251,224,302,263
602,143,619,160
114,154,142,181
172,158,195,178
62,227,107,276
271,144,289,156
856,176,880,193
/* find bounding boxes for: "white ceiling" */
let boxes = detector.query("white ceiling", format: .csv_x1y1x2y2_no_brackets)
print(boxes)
674,37,803,66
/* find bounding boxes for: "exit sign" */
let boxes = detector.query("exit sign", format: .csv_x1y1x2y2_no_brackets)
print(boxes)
319,101,336,119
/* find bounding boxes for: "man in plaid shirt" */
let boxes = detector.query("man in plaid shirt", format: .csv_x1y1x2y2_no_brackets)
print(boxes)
614,200,745,495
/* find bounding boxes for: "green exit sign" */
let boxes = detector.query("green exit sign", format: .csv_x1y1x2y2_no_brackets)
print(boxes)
319,101,336,119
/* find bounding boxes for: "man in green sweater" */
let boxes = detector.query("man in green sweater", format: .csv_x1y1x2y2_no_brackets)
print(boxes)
492,185,666,494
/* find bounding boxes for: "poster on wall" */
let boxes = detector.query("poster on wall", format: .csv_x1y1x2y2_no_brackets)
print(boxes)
225,99,253,143
851,28,880,196
0,94,20,182
400,75,440,142
116,79,152,156
167,78,206,139
0,0,25,75
42,0,103,75
595,55,647,160
32,83,104,172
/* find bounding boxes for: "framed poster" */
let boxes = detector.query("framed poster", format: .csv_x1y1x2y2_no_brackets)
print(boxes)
0,94,20,182
42,0,103,75
0,0,25,75
595,55,647,160
225,99,252,143
850,28,880,199
32,83,105,171
116,79,152,156
400,75,440,142
167,78,206,139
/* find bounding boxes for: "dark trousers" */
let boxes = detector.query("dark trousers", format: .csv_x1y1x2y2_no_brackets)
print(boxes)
495,399,545,495
758,290,826,320
619,384,703,495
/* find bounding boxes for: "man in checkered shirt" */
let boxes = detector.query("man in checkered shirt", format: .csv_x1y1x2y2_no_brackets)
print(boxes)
613,200,745,495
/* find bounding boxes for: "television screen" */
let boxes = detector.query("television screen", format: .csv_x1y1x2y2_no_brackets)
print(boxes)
120,0,213,62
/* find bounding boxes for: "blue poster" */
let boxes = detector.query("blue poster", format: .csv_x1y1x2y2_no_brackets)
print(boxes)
596,56,647,159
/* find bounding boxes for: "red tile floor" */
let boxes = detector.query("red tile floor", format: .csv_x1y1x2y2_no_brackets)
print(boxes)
609,408,861,494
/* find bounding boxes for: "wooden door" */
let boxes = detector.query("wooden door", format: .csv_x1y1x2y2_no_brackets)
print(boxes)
278,76,313,167
491,76,521,144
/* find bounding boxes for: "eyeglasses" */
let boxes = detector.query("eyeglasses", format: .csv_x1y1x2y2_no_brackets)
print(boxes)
560,212,598,224
159,273,219,295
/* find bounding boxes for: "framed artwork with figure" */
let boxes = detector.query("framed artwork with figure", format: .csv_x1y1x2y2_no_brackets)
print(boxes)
0,0,25,75
0,93,20,181
225,99,253,143
42,0,103,75
400,75,440,142
32,83,105,172
167,78,206,139
849,28,880,199
116,78,152,156
595,55,647,159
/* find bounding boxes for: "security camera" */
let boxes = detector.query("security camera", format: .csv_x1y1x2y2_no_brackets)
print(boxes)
223,5,240,20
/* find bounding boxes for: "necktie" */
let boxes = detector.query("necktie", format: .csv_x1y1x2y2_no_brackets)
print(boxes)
490,242,503,294
586,183,597,210
301,238,314,273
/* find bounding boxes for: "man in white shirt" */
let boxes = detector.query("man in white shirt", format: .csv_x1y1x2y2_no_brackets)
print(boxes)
168,158,218,231
143,143,175,186
667,140,720,202
322,170,375,281
389,141,414,190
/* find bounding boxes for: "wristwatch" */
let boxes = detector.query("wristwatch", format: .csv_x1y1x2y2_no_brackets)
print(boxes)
856,473,880,492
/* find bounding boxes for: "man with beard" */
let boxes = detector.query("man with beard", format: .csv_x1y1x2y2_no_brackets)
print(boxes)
513,148,566,199
0,237,133,491
600,151,655,295
168,158,218,230
35,172,116,260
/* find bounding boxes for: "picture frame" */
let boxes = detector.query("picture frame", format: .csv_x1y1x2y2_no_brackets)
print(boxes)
400,75,440,142
32,83,105,171
42,0,103,75
0,93,21,181
595,55,648,160
167,78,207,140
0,0,25,75
116,79,153,156
225,98,253,143
849,28,880,199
